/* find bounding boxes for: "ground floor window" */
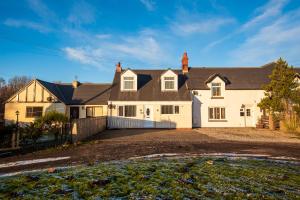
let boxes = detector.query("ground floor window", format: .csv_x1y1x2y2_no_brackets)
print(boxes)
118,105,136,117
26,106,43,118
161,105,180,114
86,106,103,118
209,107,225,120
246,109,251,116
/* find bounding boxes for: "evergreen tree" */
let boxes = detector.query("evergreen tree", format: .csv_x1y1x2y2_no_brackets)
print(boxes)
258,58,300,120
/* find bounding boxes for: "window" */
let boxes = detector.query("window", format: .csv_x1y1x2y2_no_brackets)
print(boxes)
246,109,251,116
86,107,94,118
123,77,134,90
86,106,103,118
161,105,180,114
175,106,179,114
240,109,245,116
118,105,136,117
209,107,225,120
26,107,43,118
211,83,221,97
164,77,175,90
118,106,124,116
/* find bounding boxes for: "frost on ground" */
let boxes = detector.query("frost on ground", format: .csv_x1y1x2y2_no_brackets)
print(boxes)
0,156,299,199
0,157,70,169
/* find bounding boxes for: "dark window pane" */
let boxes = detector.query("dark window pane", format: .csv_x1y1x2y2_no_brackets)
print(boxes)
246,109,251,116
175,106,179,114
125,105,136,117
161,105,173,114
118,106,123,116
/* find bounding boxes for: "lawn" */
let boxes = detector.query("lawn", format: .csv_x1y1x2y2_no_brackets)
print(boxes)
0,157,299,199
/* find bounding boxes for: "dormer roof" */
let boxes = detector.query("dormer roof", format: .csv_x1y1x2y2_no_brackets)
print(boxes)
110,69,191,101
205,73,230,84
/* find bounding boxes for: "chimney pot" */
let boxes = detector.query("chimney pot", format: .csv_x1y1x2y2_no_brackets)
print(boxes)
182,52,189,73
116,62,122,72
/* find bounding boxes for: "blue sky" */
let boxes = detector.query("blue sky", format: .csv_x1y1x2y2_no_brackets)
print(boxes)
1,0,300,83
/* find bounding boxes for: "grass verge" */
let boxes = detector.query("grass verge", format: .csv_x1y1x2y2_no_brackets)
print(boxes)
0,157,299,199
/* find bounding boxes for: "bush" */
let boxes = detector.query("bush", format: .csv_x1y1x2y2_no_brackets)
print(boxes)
282,114,300,133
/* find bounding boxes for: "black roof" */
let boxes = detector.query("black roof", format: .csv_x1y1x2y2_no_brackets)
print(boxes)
187,62,300,90
109,69,192,101
37,79,111,105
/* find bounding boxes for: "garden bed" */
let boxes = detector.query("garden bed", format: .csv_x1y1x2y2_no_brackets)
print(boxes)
0,156,299,199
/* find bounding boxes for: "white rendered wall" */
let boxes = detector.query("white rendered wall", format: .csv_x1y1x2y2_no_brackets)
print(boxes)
192,89,265,127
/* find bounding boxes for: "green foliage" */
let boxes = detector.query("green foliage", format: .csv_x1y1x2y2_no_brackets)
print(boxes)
258,58,300,114
38,111,69,141
21,121,44,144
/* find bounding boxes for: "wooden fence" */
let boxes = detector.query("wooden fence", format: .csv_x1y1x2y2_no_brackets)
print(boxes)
71,116,107,142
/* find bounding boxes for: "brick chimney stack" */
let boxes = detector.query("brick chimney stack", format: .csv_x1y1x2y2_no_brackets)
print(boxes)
182,52,189,74
116,62,122,72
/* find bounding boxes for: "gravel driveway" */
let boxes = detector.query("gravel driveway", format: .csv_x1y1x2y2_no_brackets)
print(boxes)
0,128,299,173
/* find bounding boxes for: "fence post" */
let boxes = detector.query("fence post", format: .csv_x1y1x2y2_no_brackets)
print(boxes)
11,132,16,148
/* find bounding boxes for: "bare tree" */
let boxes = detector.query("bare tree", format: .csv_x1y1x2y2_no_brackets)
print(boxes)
0,76,31,119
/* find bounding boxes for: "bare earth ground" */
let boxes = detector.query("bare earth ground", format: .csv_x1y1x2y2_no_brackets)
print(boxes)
0,128,300,174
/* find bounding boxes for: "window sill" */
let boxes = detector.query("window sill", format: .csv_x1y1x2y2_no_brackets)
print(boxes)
208,120,227,122
211,97,224,99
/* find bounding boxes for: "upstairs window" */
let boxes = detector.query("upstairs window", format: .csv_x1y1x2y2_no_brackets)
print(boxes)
211,83,221,97
164,77,175,90
123,77,134,90
26,106,43,118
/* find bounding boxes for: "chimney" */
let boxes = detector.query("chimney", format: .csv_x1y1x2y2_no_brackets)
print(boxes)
72,80,80,88
182,52,189,73
116,62,122,72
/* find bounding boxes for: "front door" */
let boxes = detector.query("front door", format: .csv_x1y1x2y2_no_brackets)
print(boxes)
144,105,154,128
70,107,79,119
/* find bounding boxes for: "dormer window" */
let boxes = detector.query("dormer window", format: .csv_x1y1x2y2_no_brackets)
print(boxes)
124,77,134,90
212,83,221,97
164,77,175,90
161,70,178,91
121,69,137,91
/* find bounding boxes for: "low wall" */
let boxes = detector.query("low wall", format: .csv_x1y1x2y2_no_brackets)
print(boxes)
71,117,106,142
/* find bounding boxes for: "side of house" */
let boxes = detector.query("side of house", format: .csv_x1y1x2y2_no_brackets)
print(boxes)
4,79,111,125
187,63,276,127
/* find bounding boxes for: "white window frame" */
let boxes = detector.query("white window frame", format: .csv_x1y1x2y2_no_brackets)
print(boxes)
161,105,180,115
211,83,222,97
163,77,175,90
123,76,135,90
208,107,226,120
118,105,137,117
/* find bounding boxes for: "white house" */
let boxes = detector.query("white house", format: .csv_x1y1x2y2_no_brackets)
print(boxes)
5,52,300,128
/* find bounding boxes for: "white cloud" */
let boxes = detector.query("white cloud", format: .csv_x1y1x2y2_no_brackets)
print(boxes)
63,47,101,66
230,9,300,65
172,17,235,36
241,0,289,30
27,0,56,21
140,0,155,11
109,35,165,64
3,19,51,33
62,31,170,69
68,0,96,26
204,0,290,50
96,34,111,39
